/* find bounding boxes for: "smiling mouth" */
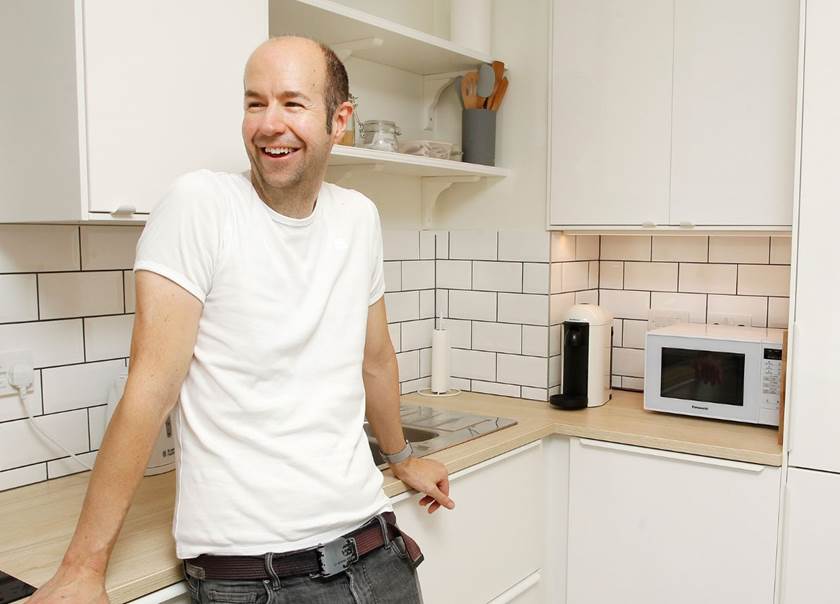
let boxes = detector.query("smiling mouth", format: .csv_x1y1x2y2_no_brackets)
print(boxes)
261,146,300,159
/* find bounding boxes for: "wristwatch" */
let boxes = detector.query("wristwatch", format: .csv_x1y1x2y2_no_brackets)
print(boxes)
379,440,414,465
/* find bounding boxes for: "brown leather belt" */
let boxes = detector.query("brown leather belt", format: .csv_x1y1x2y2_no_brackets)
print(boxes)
184,512,423,580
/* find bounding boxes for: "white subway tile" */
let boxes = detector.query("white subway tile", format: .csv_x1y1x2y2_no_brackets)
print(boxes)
613,348,644,378
559,262,590,293
436,260,472,289
498,293,548,325
550,293,575,325
39,272,124,320
385,291,419,322
449,290,496,321
401,319,435,351
0,320,84,367
451,349,496,381
420,231,436,260
621,377,645,391
497,354,548,388
575,236,600,261
0,225,80,272
770,237,792,265
599,261,624,289
624,262,678,292
612,319,623,346
0,274,38,323
738,265,791,297
0,463,47,492
41,359,126,414
549,355,561,388
0,369,41,423
498,231,550,262
650,292,707,323
81,226,143,270
768,297,790,328
598,290,651,320
576,290,598,304
419,290,435,319
384,262,401,292
382,231,420,261
549,263,562,294
401,377,431,395
0,409,88,471
402,261,435,290
388,323,401,352
652,236,708,262
89,405,108,450
473,261,522,292
449,377,471,391
473,322,521,354
84,315,135,361
521,387,548,401
679,264,737,294
472,380,521,398
48,452,98,479
522,325,548,357
523,263,549,294
449,231,497,261
707,295,768,328
434,231,449,259
589,262,600,289
709,237,770,264
124,271,135,313
396,350,420,382
601,236,651,261
551,233,575,262
549,325,562,356
622,320,648,349
444,318,471,348
420,348,432,377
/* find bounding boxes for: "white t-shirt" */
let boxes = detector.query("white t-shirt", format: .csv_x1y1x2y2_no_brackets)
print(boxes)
134,169,392,559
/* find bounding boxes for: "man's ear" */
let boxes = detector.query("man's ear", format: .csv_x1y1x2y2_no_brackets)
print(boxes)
331,101,354,143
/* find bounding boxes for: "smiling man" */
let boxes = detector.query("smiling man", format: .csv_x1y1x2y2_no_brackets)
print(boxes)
30,36,452,604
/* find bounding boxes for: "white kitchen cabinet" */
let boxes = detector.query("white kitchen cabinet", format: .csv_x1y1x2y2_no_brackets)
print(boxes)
0,0,266,222
669,0,799,227
566,438,780,604
391,441,544,604
786,0,840,474
779,467,840,604
549,0,673,227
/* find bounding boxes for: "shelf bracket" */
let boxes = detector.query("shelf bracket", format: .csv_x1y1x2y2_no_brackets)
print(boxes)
331,37,384,62
421,175,480,228
328,163,384,185
424,77,457,131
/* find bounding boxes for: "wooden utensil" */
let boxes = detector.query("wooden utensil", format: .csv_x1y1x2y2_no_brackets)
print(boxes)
461,71,480,109
488,76,508,111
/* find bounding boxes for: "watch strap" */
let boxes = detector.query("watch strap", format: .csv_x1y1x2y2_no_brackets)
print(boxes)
380,440,413,465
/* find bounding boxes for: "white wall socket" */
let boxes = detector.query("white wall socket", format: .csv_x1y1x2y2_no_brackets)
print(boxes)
648,309,690,331
0,349,35,398
707,313,753,327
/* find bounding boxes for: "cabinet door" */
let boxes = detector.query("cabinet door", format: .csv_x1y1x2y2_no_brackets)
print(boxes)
391,442,543,604
549,0,672,227
82,0,267,215
669,0,799,226
567,438,780,604
780,468,840,604
787,0,840,474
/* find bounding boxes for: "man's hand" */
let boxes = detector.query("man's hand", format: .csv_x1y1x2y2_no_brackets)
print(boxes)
390,457,455,514
28,564,108,604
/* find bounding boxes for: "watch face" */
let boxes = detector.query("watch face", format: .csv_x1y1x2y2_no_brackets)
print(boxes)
0,571,36,604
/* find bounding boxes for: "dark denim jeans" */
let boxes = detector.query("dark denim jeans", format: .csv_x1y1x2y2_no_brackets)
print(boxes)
183,537,423,604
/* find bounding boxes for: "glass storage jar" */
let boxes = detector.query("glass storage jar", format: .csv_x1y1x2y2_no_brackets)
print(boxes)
359,120,401,152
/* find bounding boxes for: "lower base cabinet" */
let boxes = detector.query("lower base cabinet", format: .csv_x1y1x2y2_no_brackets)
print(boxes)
391,442,545,604
566,438,781,604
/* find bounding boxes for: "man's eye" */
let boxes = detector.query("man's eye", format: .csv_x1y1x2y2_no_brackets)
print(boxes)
286,102,304,108
247,102,264,109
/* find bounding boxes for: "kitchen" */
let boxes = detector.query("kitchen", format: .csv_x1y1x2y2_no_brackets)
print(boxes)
0,0,836,603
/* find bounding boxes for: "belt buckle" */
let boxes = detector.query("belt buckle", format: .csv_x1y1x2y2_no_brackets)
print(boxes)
311,536,358,578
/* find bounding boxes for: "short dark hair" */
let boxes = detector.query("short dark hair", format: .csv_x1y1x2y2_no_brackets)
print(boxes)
314,40,349,134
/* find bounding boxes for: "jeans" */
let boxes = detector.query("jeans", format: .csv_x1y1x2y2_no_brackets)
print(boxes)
183,537,424,604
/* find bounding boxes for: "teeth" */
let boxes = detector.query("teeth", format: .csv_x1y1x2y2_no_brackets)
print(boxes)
265,147,293,156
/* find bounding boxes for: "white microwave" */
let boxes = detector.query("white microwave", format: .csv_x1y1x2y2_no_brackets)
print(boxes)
644,324,784,426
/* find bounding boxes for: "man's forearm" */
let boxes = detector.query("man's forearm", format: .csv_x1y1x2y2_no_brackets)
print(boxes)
61,394,172,575
363,352,406,455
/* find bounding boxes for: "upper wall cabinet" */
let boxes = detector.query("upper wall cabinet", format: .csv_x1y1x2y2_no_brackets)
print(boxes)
549,0,800,230
0,0,267,223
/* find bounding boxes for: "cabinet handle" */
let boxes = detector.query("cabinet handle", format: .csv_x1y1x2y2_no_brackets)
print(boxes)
110,205,136,217
679,221,695,229
577,438,765,473
641,221,656,229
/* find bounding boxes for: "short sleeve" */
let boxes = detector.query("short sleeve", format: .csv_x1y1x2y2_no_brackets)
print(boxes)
368,202,385,306
134,170,226,303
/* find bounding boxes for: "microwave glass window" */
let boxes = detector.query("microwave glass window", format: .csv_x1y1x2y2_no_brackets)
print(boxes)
660,347,745,406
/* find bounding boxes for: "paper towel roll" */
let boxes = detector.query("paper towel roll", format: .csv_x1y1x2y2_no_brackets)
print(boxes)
431,328,450,394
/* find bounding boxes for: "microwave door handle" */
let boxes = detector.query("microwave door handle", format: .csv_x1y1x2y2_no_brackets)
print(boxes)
577,439,766,473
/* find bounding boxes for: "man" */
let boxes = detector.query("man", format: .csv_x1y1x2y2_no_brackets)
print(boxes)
31,36,453,604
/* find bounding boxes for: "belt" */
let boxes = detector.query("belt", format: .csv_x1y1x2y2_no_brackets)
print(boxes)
184,512,423,581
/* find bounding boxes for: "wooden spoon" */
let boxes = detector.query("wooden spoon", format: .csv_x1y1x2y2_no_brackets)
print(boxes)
489,76,508,111
461,71,480,109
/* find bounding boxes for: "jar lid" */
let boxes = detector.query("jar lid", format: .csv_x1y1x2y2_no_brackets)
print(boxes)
360,120,399,130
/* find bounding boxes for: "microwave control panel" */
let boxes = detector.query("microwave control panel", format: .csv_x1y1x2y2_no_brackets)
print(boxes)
760,347,783,424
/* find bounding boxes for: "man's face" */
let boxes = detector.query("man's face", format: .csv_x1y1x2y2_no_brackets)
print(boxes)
242,39,342,195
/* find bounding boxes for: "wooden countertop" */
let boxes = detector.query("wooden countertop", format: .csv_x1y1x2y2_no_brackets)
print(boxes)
0,390,781,602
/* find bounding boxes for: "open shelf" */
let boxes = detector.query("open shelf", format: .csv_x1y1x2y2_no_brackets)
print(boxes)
328,145,510,178
269,0,496,74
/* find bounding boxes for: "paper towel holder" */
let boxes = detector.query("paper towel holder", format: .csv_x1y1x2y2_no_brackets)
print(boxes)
418,311,461,397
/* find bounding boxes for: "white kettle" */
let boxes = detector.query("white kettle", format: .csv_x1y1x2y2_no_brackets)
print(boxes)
106,370,176,476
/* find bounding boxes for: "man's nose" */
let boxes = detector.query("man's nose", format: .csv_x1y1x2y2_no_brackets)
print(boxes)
259,104,288,135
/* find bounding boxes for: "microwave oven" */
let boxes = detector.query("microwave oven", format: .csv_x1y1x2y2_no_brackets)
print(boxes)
644,324,784,426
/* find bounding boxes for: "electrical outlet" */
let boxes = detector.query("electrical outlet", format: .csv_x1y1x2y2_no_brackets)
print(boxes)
708,313,752,327
0,349,35,398
648,309,690,331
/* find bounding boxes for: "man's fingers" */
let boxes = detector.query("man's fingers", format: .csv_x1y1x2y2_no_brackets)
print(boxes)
429,485,455,509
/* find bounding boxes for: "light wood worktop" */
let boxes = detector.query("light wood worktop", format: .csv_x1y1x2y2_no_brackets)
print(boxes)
0,390,781,602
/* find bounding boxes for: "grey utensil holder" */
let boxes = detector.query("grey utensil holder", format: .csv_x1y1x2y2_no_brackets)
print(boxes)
462,108,496,166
